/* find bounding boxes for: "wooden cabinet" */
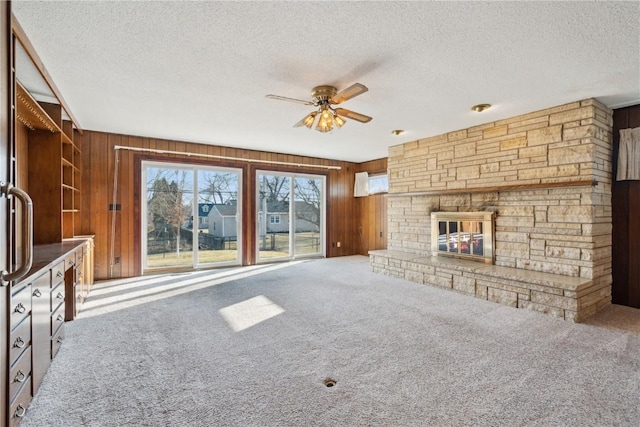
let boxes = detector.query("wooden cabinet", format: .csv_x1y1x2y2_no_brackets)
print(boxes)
16,82,82,244
65,239,94,321
8,283,32,426
29,271,50,394
5,238,93,424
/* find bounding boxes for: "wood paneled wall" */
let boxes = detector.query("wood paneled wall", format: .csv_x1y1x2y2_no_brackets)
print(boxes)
355,158,388,255
76,130,365,280
612,104,640,307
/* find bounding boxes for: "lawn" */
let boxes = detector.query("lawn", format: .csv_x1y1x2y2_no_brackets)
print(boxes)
146,232,321,268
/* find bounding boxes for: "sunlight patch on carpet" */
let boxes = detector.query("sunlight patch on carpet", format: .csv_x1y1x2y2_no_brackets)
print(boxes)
80,261,304,319
219,295,285,332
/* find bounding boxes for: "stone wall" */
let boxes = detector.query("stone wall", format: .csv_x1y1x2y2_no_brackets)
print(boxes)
378,99,614,320
389,99,612,194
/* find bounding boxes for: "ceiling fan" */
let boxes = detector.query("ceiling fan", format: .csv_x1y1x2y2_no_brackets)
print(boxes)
265,83,372,133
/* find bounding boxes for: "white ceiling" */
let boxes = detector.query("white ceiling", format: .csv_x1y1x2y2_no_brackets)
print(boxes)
11,1,640,163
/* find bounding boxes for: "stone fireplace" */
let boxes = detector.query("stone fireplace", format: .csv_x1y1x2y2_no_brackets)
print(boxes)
370,99,613,322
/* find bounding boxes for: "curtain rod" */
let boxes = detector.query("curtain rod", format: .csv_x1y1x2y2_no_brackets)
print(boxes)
113,145,342,171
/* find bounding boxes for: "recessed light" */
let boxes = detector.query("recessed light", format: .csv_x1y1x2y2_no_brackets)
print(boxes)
471,104,491,113
391,129,405,136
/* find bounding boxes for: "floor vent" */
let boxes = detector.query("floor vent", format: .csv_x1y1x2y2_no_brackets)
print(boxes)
323,378,336,388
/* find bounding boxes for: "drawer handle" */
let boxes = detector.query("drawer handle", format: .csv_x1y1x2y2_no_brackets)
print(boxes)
13,337,25,349
57,336,64,344
14,370,26,383
56,271,63,278
14,303,26,314
33,289,42,298
14,404,26,418
69,261,75,267
57,314,64,322
56,292,64,300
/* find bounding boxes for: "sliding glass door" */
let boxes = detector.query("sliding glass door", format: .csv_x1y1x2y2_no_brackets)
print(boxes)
142,161,242,272
256,171,325,261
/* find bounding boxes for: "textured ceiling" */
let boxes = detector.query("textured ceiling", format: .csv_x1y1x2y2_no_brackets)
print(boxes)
11,1,640,163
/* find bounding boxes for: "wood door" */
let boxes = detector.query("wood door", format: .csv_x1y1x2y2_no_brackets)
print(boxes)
612,104,640,307
1,1,12,423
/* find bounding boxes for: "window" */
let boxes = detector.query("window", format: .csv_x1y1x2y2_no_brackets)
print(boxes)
257,171,326,261
368,173,389,194
141,161,242,271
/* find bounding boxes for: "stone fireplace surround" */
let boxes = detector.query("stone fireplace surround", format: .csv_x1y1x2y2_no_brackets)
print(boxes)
370,99,613,322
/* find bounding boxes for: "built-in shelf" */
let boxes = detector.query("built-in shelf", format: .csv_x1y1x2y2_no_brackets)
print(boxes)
17,78,82,242
16,82,58,133
389,180,598,197
61,132,73,145
61,184,79,192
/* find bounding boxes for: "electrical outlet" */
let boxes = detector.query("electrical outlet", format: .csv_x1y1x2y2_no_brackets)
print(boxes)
337,242,341,248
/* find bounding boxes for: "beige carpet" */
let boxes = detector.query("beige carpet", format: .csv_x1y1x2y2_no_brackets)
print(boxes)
21,256,640,426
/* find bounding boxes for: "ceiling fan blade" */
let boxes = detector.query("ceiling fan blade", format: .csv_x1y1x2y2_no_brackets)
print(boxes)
330,83,368,104
265,94,315,106
293,116,307,127
334,108,372,123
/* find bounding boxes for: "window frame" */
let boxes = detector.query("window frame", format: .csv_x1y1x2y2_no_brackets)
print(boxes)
368,172,389,195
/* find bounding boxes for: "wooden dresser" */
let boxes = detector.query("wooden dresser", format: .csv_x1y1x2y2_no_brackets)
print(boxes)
6,237,94,426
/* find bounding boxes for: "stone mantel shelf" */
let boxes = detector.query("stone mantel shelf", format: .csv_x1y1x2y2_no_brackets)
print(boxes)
388,179,597,198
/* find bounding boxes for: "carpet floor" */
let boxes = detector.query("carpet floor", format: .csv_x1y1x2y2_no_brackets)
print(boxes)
20,256,640,426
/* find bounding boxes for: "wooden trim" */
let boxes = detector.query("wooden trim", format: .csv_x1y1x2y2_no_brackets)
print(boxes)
388,180,597,197
115,145,341,171
244,165,257,265
11,14,83,133
132,154,141,276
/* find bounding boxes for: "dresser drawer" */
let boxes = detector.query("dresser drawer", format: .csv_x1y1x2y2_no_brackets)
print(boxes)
31,272,50,304
9,376,31,427
51,323,65,359
9,316,31,367
10,283,32,328
9,346,31,403
51,260,65,288
51,302,65,337
65,251,77,270
51,282,65,312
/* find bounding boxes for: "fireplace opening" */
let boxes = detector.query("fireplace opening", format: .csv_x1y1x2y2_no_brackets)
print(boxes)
431,212,495,264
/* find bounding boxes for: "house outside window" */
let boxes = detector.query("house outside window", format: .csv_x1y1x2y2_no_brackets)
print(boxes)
369,173,389,194
269,215,281,224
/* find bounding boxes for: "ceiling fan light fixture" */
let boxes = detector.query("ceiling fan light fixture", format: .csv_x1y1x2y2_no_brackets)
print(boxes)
333,114,346,128
316,121,332,133
302,112,317,129
315,106,334,132
267,83,371,132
